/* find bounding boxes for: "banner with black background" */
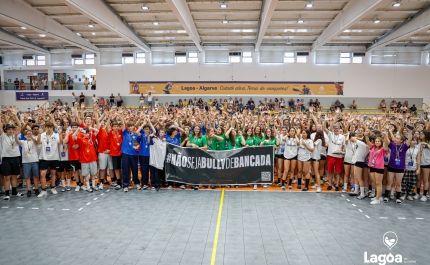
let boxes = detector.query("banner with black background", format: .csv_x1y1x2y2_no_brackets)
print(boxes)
165,144,274,185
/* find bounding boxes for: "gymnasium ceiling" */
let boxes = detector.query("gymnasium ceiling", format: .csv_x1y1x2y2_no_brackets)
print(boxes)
0,0,429,53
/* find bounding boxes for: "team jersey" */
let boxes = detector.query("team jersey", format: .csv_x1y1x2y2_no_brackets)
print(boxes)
121,129,140,156
406,145,420,170
68,133,81,161
206,136,217,150
312,139,322,160
226,136,243,150
188,134,207,147
276,134,287,155
353,140,370,163
139,132,152,156
420,143,430,166
298,139,314,161
108,130,123,156
0,133,21,158
244,136,255,146
214,133,226,150
39,132,60,161
283,137,298,159
253,135,264,146
19,140,39,163
97,127,110,153
327,131,345,158
76,135,97,163
58,143,69,161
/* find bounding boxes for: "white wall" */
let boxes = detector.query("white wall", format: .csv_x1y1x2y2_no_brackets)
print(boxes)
1,50,430,108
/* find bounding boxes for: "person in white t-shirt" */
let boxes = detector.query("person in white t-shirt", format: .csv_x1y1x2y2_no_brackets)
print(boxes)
147,92,153,109
36,122,61,197
139,93,145,109
282,127,299,189
15,129,39,197
323,122,346,191
275,127,287,187
92,94,99,104
71,92,77,106
311,130,325,193
297,129,314,191
0,113,24,201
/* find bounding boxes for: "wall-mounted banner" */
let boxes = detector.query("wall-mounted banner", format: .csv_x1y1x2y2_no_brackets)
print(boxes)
165,144,274,185
16,92,49,101
130,81,344,95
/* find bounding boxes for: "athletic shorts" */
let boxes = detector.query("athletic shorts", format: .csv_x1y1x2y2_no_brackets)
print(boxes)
420,164,430,169
344,162,354,166
39,160,60,171
327,156,343,174
98,153,113,170
387,167,405,173
58,161,72,172
310,158,320,162
111,155,122,170
299,158,311,162
370,167,384,174
275,154,285,159
70,160,81,171
1,157,21,176
82,161,98,176
22,162,39,178
320,155,327,161
284,155,298,161
354,161,366,169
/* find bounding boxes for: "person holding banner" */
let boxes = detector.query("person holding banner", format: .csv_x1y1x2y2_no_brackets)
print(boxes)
137,117,156,190
149,128,167,191
187,126,207,190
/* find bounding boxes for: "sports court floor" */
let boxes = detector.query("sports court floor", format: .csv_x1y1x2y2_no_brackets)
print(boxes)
0,188,429,265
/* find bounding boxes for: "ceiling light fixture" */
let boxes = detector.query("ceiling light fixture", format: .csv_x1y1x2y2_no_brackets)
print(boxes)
373,17,381,23
220,2,227,8
286,37,291,44
392,0,401,7
223,15,228,24
177,30,186,33
87,21,95,28
298,17,304,23
141,4,149,10
153,16,160,25
18,34,25,38
91,32,96,35
306,1,314,8
39,34,46,37
20,26,27,30
76,32,81,36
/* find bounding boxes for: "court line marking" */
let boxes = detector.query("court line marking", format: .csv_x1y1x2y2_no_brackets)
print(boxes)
358,209,363,212
1,206,8,208
32,208,39,210
398,217,406,219
210,188,225,265
352,204,356,207
16,207,24,209
416,218,424,220
63,209,69,211
86,202,91,205
94,198,98,200
365,215,370,218
78,208,83,211
346,199,350,202
380,217,388,219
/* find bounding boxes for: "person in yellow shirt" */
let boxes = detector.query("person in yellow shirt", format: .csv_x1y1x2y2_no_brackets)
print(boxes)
183,99,188,107
208,99,213,106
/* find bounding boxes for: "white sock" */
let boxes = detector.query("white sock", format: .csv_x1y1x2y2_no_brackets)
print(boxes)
86,176,90,189
364,187,369,194
92,179,96,187
360,187,365,196
67,179,71,187
355,184,359,193
390,187,394,196
61,180,65,187
343,183,347,190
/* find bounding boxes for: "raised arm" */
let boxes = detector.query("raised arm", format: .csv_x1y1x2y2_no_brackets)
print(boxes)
383,131,389,151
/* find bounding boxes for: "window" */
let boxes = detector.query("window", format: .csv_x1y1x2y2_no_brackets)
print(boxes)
85,54,94,64
284,52,295,63
23,56,35,66
340,52,351,64
74,59,84,65
297,55,307,63
242,52,252,63
229,55,240,63
176,55,186,63
352,56,363,64
25,60,35,66
188,52,198,63
36,55,46,65
136,53,145,63
123,57,134,64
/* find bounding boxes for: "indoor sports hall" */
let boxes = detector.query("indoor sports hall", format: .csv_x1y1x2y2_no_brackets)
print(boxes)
0,0,430,264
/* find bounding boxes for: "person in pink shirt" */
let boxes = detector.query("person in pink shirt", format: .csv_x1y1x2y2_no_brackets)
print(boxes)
364,130,389,205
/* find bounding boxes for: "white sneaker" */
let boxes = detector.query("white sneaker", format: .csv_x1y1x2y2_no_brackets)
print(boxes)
292,179,297,184
151,187,155,191
135,184,141,190
75,186,80,192
370,199,381,205
167,185,172,190
263,184,268,188
406,195,414,201
51,187,57,195
37,190,47,198
92,186,99,191
396,199,402,204
420,196,427,202
390,194,395,200
342,188,347,193
81,186,88,191
311,184,318,189
253,184,257,190
316,187,322,193
180,185,185,189
3,195,10,201
124,187,128,192
99,183,104,190
143,185,148,190
323,177,328,182
400,194,406,201
413,193,421,200
288,185,293,189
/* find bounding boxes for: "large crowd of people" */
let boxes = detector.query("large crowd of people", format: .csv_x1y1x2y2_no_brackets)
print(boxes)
1,96,430,207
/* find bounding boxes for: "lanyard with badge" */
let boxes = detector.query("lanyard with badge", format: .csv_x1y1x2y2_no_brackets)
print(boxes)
84,138,93,153
371,147,380,166
287,137,295,151
61,144,67,157
26,141,32,155
395,145,402,166
407,146,416,166
280,135,285,153
113,131,121,146
7,135,16,150
45,134,55,152
351,142,357,157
